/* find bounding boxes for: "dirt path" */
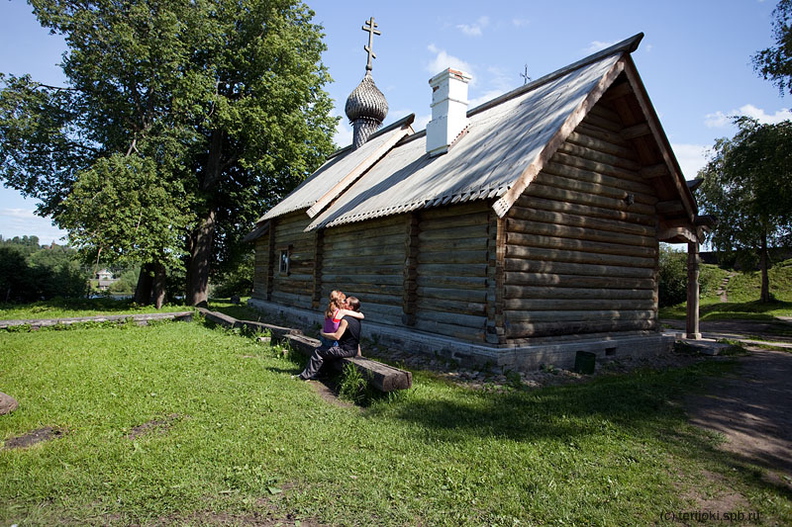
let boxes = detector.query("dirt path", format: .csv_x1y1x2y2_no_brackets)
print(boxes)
677,320,792,489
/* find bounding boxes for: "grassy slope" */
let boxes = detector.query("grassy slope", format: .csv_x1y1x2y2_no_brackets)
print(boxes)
661,260,792,320
1,321,790,526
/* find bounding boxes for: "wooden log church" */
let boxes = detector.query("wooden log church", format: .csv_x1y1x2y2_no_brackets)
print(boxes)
245,29,711,370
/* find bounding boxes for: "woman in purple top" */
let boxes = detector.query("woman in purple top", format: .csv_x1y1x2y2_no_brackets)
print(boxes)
298,296,363,381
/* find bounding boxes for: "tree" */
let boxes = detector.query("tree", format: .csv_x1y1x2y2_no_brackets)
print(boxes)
658,244,688,308
753,0,792,95
697,117,792,302
0,0,337,306
58,154,191,307
0,241,89,302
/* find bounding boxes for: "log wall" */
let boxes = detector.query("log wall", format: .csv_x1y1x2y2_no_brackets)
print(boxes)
414,202,492,342
252,101,665,346
503,105,660,340
269,212,317,309
320,215,408,325
251,233,271,302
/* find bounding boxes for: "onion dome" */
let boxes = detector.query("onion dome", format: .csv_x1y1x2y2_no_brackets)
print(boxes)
345,72,389,124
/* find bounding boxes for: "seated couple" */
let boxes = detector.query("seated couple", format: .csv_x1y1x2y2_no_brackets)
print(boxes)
296,291,364,381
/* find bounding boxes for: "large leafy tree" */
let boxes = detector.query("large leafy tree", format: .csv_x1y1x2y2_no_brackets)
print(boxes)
697,117,792,302
58,154,191,307
753,0,792,95
0,0,337,306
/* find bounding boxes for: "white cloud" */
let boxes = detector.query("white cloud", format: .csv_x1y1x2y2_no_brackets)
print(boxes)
456,16,490,37
512,18,530,27
705,104,792,128
585,40,615,54
0,206,66,244
671,143,709,180
426,44,475,79
739,104,792,123
704,111,730,128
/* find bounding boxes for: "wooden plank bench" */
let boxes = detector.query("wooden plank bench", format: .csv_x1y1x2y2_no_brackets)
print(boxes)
197,308,412,392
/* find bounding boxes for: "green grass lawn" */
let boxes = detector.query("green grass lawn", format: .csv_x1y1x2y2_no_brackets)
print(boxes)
2,320,790,526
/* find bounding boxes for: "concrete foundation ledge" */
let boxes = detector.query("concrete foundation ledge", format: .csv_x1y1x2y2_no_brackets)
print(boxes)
248,298,674,371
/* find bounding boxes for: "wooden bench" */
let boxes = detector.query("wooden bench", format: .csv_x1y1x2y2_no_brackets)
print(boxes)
197,308,412,392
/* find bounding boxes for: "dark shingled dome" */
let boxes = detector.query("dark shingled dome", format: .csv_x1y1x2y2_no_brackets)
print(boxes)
345,73,388,123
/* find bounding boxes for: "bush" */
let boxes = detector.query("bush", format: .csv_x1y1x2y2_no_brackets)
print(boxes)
0,240,90,302
658,245,688,307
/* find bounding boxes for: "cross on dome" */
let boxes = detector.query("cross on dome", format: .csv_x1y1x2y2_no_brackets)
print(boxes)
362,17,381,72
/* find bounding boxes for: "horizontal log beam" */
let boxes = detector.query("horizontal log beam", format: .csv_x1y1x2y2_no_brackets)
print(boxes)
506,245,656,270
507,217,657,248
506,232,657,259
285,334,413,392
504,257,655,279
505,318,656,338
198,308,412,392
503,297,655,311
621,122,652,140
515,194,656,227
564,131,638,165
504,276,655,293
525,180,656,218
639,163,669,179
506,309,655,323
508,206,655,237
543,158,652,196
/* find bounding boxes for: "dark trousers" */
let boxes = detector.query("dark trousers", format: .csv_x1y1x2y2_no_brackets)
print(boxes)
299,344,356,380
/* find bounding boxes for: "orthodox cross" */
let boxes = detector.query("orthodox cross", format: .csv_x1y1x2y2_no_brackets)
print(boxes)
521,64,531,85
362,17,381,72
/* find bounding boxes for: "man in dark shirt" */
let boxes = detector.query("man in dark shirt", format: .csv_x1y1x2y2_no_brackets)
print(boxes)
297,296,362,380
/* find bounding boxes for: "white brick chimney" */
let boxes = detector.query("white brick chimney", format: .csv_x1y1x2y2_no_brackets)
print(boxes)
426,68,472,157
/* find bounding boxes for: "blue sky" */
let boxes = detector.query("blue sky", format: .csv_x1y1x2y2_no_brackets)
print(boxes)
1,0,790,244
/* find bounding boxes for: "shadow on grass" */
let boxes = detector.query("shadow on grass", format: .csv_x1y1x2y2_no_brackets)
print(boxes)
387,362,735,444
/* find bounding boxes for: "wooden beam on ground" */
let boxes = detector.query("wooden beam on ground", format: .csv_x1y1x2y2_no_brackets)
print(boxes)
197,308,297,340
197,308,412,392
0,311,194,330
282,333,412,392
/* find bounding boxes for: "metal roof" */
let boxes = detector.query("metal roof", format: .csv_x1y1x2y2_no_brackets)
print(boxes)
251,33,690,235
306,53,620,231
256,117,414,222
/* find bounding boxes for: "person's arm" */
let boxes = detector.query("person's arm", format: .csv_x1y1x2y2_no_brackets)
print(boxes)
336,308,364,319
320,318,348,341
356,344,362,357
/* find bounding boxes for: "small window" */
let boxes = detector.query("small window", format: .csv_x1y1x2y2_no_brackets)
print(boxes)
279,248,290,275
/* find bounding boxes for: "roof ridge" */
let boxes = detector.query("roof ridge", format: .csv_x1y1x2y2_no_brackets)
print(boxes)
326,113,417,160
468,33,644,118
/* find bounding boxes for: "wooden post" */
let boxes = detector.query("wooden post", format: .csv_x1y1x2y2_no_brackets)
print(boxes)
402,213,420,326
685,241,701,339
266,219,277,301
485,211,506,344
312,229,324,309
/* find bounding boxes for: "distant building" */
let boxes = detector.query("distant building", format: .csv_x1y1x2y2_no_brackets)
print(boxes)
96,269,116,290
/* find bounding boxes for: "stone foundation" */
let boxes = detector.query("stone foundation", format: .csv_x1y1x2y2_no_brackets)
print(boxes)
247,298,673,372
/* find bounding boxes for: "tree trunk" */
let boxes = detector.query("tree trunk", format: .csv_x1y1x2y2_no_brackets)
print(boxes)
760,231,772,303
187,210,216,307
186,128,225,307
134,263,154,305
153,262,167,309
